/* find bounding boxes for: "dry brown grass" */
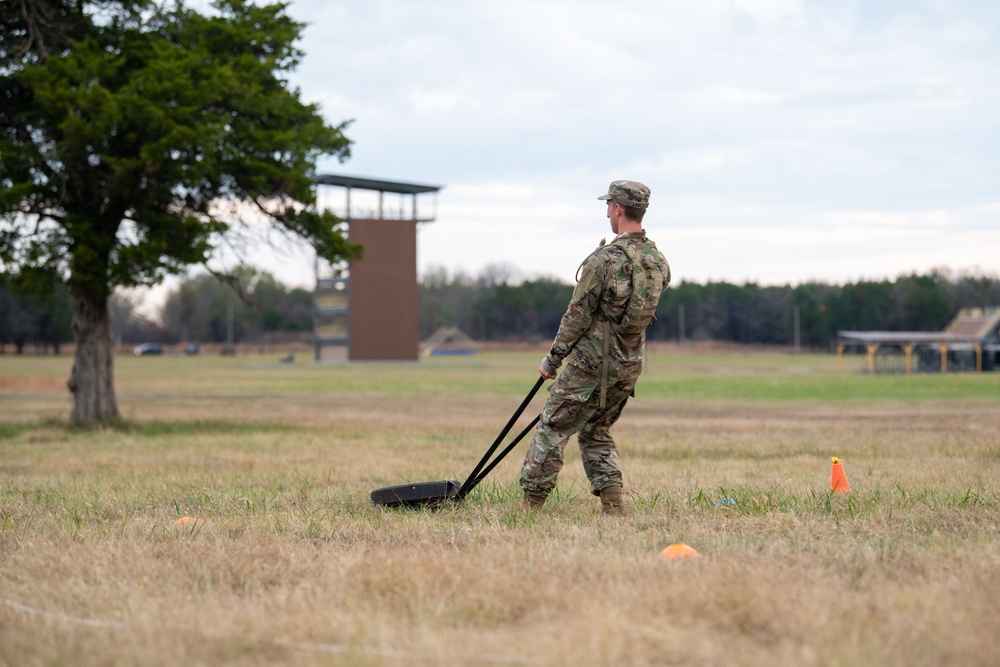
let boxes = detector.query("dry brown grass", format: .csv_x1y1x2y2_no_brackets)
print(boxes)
1,351,998,666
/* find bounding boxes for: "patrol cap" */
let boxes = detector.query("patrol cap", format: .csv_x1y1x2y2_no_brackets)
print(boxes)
598,180,650,209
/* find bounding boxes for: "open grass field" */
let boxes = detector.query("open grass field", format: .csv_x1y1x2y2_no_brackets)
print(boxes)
1,348,999,666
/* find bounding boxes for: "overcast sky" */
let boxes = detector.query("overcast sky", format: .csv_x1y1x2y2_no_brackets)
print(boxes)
229,0,1000,288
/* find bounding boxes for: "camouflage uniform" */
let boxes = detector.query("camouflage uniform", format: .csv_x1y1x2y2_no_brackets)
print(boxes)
520,181,670,499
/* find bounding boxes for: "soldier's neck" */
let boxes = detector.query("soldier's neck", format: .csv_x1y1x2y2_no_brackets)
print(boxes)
616,221,644,235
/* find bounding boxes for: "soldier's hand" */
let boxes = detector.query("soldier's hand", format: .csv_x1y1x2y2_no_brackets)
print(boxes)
539,364,556,380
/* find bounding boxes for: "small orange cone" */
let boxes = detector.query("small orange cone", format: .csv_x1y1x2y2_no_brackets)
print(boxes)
830,457,851,493
659,543,700,559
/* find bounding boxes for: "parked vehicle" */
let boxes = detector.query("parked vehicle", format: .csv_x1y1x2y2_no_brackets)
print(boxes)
133,343,163,356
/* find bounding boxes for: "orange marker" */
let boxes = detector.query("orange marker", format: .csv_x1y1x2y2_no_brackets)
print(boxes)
659,543,700,559
174,516,204,527
830,457,851,493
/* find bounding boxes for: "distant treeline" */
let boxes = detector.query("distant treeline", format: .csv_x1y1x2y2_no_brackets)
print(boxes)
0,269,313,353
0,273,73,353
3,267,999,353
420,267,1000,349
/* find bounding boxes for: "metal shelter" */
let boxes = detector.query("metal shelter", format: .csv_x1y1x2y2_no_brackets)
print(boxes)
837,307,1000,373
314,174,440,222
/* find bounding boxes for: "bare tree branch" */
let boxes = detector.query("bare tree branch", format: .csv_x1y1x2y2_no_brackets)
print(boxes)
205,265,257,311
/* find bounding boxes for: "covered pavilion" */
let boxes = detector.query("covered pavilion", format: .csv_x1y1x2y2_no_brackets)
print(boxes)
837,307,1000,373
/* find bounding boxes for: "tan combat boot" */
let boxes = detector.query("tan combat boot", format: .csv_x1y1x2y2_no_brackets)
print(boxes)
600,486,626,516
523,492,547,510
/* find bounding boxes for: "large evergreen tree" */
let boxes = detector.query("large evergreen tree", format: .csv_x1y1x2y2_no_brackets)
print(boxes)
0,0,359,424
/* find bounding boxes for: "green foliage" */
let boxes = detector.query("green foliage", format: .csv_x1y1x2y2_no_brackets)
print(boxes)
420,266,574,341
421,267,1000,347
652,270,1000,346
0,0,359,303
160,268,313,343
0,272,73,352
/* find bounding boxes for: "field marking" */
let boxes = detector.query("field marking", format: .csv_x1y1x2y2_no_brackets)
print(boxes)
4,598,126,628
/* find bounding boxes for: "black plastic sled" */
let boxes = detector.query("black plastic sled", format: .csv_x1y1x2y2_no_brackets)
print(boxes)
370,376,544,508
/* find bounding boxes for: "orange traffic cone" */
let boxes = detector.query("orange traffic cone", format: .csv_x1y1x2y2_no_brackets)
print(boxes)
659,543,700,559
830,457,851,493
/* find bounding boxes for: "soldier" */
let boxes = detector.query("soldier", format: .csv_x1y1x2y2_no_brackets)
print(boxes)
519,180,670,515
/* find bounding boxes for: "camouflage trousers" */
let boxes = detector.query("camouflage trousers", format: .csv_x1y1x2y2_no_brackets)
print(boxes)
519,364,637,497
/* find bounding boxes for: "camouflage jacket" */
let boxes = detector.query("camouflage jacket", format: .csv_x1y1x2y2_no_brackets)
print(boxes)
545,231,670,386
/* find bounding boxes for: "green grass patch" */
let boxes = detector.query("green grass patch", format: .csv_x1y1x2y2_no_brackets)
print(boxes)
2,350,998,405
120,419,299,437
0,417,298,440
638,371,1000,402
0,422,29,439
686,482,1000,520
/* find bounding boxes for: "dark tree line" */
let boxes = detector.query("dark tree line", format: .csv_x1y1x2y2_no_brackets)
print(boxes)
0,273,72,353
159,269,313,345
0,268,314,352
420,267,1000,350
4,267,999,353
419,264,574,344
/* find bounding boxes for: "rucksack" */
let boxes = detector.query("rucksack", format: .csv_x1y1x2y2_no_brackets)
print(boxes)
604,237,670,336
592,237,670,408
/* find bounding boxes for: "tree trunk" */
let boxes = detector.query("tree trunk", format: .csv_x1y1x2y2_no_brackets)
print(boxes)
68,292,119,425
